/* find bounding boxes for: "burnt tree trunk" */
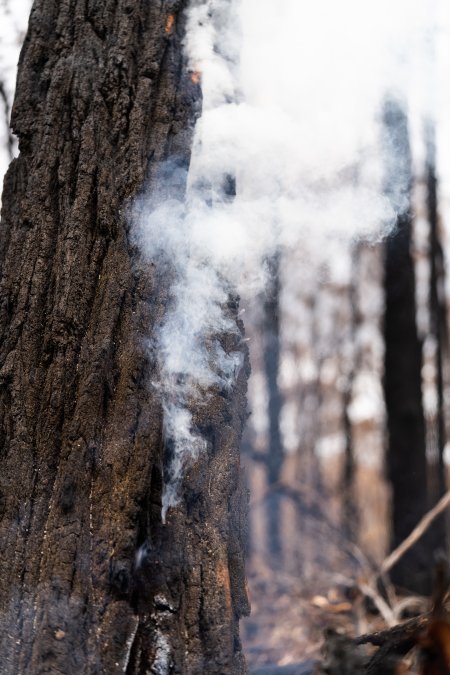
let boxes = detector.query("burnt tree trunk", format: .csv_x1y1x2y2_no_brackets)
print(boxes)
0,2,249,674
341,245,361,546
382,98,431,594
263,253,284,563
425,119,448,547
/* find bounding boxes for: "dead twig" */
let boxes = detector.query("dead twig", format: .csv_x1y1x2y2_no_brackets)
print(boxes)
358,582,397,628
353,491,450,631
379,490,450,578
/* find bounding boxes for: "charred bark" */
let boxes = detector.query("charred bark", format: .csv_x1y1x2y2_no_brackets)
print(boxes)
0,1,249,673
382,98,431,594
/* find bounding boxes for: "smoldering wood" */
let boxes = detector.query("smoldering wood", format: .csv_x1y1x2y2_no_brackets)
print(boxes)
0,1,250,673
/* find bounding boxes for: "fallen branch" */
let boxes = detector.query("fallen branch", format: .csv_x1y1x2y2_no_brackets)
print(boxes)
355,613,430,647
358,582,397,627
355,614,430,675
380,490,450,577
353,491,450,631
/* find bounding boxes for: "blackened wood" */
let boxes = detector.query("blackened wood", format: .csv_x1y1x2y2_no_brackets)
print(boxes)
383,97,430,594
0,1,249,673
425,119,448,551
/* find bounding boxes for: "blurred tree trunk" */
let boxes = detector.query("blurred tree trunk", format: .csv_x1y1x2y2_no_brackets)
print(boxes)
0,1,249,673
342,246,360,545
0,80,13,163
425,119,448,538
0,0,31,182
382,98,431,593
263,253,284,563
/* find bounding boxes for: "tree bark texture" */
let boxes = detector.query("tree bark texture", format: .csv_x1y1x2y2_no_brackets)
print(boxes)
383,99,431,594
0,1,249,673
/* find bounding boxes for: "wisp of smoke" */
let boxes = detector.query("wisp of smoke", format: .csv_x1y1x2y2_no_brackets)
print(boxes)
134,0,444,520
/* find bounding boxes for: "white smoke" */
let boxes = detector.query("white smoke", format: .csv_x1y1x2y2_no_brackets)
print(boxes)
0,0,31,192
134,0,448,519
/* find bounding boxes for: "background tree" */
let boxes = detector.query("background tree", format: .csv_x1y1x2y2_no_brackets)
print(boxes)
0,1,249,673
0,0,29,184
382,97,432,594
424,118,448,548
263,253,284,563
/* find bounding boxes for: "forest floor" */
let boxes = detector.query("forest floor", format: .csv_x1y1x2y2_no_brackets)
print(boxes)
241,551,450,675
241,460,450,672
242,557,385,671
242,460,391,670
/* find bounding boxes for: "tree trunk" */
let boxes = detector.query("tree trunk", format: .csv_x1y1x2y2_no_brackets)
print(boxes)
342,249,359,547
382,98,430,594
263,253,284,564
425,119,448,548
0,2,249,673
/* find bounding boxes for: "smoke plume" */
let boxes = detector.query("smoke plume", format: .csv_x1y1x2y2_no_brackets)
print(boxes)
134,0,446,519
